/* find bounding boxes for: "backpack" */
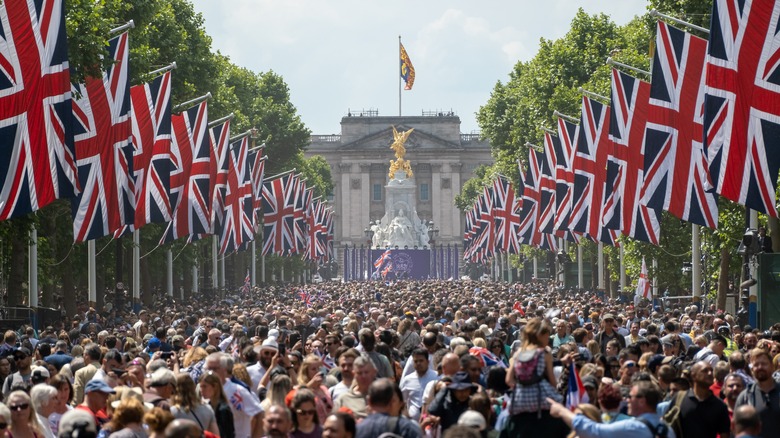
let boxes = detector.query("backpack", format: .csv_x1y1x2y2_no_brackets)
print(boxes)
662,390,686,438
637,418,670,438
514,348,544,386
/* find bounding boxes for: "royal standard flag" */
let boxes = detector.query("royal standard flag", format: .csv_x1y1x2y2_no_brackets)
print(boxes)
400,42,415,90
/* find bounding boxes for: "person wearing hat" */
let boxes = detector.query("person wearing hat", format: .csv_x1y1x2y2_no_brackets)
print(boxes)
57,408,97,438
143,368,176,410
457,409,487,432
595,314,626,357
30,365,50,386
427,371,476,432
2,347,33,399
76,380,116,431
355,378,422,438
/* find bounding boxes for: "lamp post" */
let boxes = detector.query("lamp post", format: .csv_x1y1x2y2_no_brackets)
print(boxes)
365,221,376,280
427,220,439,278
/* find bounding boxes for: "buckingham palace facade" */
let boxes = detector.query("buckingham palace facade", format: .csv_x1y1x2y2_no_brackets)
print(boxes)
305,111,493,254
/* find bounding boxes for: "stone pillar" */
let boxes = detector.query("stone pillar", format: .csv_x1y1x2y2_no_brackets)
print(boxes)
339,163,352,242
359,163,371,237
431,163,442,234
450,163,463,243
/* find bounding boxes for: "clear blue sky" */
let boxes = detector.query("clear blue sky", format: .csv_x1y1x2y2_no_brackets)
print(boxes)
190,1,650,135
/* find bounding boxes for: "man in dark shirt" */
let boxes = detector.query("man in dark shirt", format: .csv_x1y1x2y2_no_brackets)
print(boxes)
595,313,625,356
676,361,731,438
356,378,422,438
735,349,780,438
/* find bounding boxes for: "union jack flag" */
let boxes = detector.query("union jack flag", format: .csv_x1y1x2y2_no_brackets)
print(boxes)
374,249,392,269
219,137,254,254
469,346,506,369
381,262,393,279
293,179,311,254
71,32,134,242
131,71,172,230
161,101,210,243
0,0,78,219
324,207,334,261
241,270,250,295
299,290,312,307
307,199,328,261
538,132,558,235
473,186,496,262
517,152,541,247
207,120,230,235
262,173,297,256
571,97,619,245
249,147,266,231
704,0,780,217
602,69,661,245
554,117,578,233
492,177,521,254
642,21,719,228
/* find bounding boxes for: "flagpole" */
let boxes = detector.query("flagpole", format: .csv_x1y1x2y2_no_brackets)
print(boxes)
399,36,402,116
597,242,605,291
145,62,176,78
133,230,140,311
172,92,212,113
577,245,584,289
28,225,37,309
619,245,626,298
166,249,173,297
692,224,701,304
88,241,97,307
251,240,257,286
652,258,658,302
211,236,218,291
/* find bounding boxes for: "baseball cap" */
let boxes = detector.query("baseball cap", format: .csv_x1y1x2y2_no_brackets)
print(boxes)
31,366,50,381
13,347,31,359
458,410,487,430
149,368,176,387
58,409,97,436
85,380,116,394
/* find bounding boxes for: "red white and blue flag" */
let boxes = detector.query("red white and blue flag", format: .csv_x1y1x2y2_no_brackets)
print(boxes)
642,21,718,228
635,257,651,301
602,69,661,245
219,137,254,254
518,152,541,248
469,346,507,369
207,120,231,235
554,118,578,233
374,249,392,270
566,365,588,410
130,71,173,230
703,0,780,217
571,97,618,246
71,32,134,242
262,173,297,256
492,177,521,254
241,270,250,295
249,147,266,231
0,0,79,219
538,132,558,235
162,101,210,243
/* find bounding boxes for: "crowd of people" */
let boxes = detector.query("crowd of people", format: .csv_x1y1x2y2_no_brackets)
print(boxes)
0,278,779,438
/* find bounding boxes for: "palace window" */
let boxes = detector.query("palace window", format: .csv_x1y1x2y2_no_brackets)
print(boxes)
372,183,382,201
420,183,430,201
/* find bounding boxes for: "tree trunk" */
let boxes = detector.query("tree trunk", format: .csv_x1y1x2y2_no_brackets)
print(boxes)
8,219,31,306
717,246,730,311
769,216,780,252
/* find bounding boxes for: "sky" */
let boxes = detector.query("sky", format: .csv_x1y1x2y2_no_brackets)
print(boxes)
189,0,650,136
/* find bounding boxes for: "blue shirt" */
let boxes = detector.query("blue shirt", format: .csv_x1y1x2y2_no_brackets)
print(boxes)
572,412,676,438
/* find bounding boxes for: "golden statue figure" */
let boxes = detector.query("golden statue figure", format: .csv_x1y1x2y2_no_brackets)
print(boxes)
388,126,414,179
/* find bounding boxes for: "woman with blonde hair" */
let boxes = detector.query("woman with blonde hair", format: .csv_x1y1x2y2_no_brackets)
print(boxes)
231,363,252,390
198,373,233,438
170,373,219,436
261,373,292,412
5,390,41,438
143,408,173,438
297,354,332,424
181,347,208,383
504,318,568,438
106,398,147,438
0,404,11,438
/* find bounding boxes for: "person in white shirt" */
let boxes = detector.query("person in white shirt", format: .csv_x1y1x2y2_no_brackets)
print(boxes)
330,348,358,402
205,352,264,438
90,349,123,383
31,384,58,438
694,335,727,367
399,348,440,421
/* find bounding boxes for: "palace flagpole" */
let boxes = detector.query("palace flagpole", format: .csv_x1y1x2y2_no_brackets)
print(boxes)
399,36,402,116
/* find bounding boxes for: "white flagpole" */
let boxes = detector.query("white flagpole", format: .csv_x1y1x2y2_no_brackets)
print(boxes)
88,240,97,306
597,242,605,291
398,36,402,116
166,249,173,297
692,224,701,304
212,236,218,290
28,226,37,308
133,230,140,308
251,240,257,286
577,245,584,289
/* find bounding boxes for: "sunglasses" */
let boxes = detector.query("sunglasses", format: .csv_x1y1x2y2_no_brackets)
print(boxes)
296,409,316,416
9,403,29,411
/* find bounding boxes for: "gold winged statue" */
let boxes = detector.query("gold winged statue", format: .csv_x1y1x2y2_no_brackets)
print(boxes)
388,126,414,180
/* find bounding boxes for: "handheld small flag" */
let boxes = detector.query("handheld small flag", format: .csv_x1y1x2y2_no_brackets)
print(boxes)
635,257,651,301
566,365,588,410
400,42,415,90
241,271,250,295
